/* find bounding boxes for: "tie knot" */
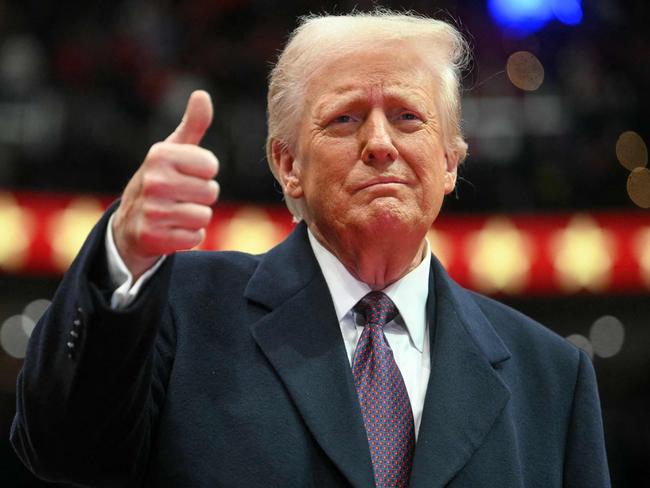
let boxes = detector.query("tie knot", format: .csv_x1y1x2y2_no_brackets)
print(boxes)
354,292,398,329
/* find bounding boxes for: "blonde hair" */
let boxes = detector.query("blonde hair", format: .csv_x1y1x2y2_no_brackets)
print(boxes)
267,9,471,218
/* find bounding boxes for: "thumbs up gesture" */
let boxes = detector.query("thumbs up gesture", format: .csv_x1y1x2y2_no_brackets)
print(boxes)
112,90,220,279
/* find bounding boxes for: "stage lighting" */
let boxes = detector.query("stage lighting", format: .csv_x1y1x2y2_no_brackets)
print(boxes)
488,0,583,36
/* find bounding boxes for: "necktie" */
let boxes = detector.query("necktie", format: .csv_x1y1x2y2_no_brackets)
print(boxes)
352,292,415,488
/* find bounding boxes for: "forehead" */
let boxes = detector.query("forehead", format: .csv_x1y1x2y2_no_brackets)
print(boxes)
303,43,436,111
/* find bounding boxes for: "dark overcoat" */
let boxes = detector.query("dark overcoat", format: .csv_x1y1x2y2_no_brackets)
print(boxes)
11,209,610,487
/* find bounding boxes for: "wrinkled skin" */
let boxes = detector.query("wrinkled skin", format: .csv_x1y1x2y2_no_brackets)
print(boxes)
273,42,458,288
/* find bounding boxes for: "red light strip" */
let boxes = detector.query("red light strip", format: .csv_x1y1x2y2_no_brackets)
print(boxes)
0,191,648,295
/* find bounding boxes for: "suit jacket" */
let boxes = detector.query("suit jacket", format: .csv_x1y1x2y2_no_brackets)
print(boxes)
11,208,610,487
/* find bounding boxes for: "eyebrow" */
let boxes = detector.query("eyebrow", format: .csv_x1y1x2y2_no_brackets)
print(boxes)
312,89,364,119
312,85,434,120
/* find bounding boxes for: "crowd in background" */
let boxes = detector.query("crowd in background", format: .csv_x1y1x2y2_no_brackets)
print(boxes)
0,0,647,211
0,1,649,486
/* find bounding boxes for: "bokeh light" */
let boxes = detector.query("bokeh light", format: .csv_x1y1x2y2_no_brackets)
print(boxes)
616,131,648,171
565,333,594,358
0,298,51,358
489,0,582,36
23,298,51,331
489,0,553,36
0,193,34,271
218,207,284,254
506,51,545,91
627,167,650,208
552,216,614,292
0,314,34,359
589,315,625,358
551,0,583,25
635,228,650,288
49,198,104,270
467,218,532,293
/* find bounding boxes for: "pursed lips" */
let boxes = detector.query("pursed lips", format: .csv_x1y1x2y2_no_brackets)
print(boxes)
356,177,408,191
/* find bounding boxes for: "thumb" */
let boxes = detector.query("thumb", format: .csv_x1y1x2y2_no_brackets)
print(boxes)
166,90,213,145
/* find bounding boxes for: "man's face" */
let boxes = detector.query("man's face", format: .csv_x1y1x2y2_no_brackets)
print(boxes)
279,42,458,248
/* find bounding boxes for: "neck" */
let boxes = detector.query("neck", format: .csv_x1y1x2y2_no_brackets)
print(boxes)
309,223,427,290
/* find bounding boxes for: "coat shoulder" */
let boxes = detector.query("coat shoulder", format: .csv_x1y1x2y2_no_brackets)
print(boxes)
174,249,261,274
170,250,261,297
467,290,581,370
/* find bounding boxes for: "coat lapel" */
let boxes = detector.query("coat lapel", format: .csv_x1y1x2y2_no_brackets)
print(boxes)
245,224,513,487
409,256,512,487
244,223,375,488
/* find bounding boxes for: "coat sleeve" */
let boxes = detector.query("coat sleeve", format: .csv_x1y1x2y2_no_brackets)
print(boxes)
10,205,177,487
563,349,611,487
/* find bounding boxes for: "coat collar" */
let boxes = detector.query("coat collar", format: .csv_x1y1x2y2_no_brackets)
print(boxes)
245,223,512,487
244,222,375,487
409,256,511,487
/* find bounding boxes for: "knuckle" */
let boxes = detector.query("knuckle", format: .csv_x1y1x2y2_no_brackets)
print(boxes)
147,142,175,167
141,172,168,197
133,222,152,246
147,142,166,161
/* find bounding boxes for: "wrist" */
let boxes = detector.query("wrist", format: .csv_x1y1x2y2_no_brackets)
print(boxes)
111,218,161,282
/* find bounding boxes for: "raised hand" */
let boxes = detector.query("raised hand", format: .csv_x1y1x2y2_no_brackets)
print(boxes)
112,90,220,280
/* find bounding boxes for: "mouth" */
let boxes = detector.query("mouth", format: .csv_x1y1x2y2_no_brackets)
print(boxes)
357,177,407,191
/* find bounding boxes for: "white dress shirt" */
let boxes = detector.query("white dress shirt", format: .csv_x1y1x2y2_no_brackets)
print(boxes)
105,220,431,436
307,230,431,438
105,213,167,309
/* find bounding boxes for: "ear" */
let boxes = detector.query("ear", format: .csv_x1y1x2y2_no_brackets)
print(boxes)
443,152,459,195
271,139,304,199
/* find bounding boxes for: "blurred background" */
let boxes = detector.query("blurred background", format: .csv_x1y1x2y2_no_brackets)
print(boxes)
0,0,648,485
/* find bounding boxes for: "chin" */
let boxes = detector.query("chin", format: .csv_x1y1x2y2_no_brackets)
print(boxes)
362,202,420,234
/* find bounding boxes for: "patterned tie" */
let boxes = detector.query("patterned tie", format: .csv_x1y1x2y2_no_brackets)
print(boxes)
352,292,415,488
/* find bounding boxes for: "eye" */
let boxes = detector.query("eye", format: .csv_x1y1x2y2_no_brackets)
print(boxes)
332,114,353,124
322,112,359,136
399,112,420,121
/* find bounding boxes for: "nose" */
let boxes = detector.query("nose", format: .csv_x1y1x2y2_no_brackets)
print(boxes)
360,110,398,164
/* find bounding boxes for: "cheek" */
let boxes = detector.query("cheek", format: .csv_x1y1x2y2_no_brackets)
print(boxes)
311,145,357,184
413,156,449,206
410,151,445,183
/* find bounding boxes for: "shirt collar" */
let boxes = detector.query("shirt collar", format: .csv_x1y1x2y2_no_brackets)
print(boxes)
307,228,431,352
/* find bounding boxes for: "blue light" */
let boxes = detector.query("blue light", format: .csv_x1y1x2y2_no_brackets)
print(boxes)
551,0,583,25
488,0,553,36
488,0,583,36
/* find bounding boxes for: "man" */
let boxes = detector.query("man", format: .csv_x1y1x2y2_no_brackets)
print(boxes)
12,11,609,487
